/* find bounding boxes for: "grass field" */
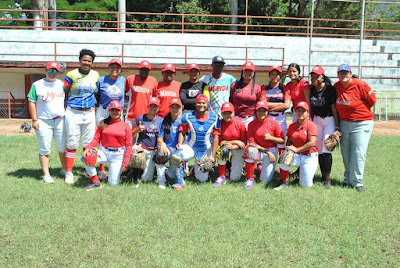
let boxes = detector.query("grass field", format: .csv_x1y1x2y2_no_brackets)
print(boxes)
1,134,400,267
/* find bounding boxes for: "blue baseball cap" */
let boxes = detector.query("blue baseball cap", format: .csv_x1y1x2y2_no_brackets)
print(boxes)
212,56,225,64
337,64,351,72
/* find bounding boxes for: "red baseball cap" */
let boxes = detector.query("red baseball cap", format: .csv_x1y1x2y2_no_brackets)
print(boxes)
242,61,255,71
187,63,200,72
138,60,151,70
221,102,234,113
46,61,60,71
295,101,309,111
108,100,122,111
169,98,182,107
310,65,325,75
269,65,282,73
195,94,209,104
148,97,160,107
256,100,269,110
108,58,122,67
162,63,176,72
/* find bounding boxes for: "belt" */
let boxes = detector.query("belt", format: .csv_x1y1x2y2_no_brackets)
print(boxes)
316,114,333,119
269,112,284,116
70,107,94,112
301,152,318,156
106,147,124,152
52,116,61,120
136,143,156,151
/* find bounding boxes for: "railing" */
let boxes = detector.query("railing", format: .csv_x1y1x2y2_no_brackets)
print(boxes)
1,9,400,39
0,91,27,119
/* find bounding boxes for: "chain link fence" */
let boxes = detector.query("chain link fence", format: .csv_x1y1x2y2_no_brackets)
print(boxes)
374,91,400,121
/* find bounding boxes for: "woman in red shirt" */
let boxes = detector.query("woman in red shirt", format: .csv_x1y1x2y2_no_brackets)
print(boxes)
230,61,263,128
244,101,284,190
285,63,311,122
155,63,182,117
334,64,376,191
274,101,318,190
82,100,133,190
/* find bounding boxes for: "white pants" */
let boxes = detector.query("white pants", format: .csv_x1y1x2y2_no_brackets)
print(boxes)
84,145,125,185
65,107,95,149
179,144,208,182
95,106,109,126
268,114,287,149
245,147,278,183
234,115,254,129
217,148,244,182
313,115,335,154
133,145,166,183
280,152,319,188
35,117,66,155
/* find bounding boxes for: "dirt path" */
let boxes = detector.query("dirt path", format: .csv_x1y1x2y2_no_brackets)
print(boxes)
0,118,399,136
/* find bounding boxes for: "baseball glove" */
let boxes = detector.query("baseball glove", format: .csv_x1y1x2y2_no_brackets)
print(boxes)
153,147,170,165
243,145,259,161
129,150,147,170
324,130,342,151
215,141,231,161
278,149,296,166
197,157,215,173
83,148,98,166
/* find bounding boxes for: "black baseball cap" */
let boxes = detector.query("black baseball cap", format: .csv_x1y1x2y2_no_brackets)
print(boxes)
212,56,225,64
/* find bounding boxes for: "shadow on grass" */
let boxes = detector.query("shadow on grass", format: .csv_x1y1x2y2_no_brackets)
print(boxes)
7,167,70,180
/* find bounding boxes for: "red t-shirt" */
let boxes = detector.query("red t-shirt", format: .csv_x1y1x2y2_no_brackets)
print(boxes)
285,78,309,107
155,81,182,118
86,119,133,167
287,119,318,154
230,81,263,118
219,117,247,144
334,79,376,121
247,117,284,149
125,75,158,121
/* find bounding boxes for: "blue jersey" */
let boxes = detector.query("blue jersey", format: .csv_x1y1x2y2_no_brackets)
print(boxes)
64,68,99,110
158,116,182,148
135,114,163,148
97,75,126,108
181,111,219,159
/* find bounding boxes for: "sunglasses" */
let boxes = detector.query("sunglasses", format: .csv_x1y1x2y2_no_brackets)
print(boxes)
46,69,59,74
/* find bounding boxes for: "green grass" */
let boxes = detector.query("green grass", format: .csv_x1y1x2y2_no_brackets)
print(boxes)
1,135,400,267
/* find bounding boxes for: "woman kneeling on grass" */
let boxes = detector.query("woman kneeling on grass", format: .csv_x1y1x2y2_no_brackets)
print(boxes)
274,101,318,190
83,100,132,190
28,61,66,183
244,101,284,190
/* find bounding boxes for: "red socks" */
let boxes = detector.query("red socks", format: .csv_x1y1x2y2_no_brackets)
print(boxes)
99,164,105,172
91,175,99,183
218,164,226,177
65,148,76,172
245,162,256,179
280,170,289,182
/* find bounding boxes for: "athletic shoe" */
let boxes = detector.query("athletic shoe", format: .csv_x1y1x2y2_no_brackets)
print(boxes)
324,179,332,189
341,182,352,188
213,176,226,187
84,181,102,191
356,186,365,192
59,169,67,176
158,180,167,190
257,163,262,175
172,183,184,191
273,180,288,191
98,171,107,181
43,174,54,184
244,178,254,190
65,171,74,184
132,178,139,188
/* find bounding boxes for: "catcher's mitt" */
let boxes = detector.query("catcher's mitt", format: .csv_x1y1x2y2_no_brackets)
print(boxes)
20,122,32,133
324,130,342,151
153,147,170,165
129,150,147,170
197,157,215,173
215,141,231,161
243,145,259,161
83,148,98,166
278,149,296,166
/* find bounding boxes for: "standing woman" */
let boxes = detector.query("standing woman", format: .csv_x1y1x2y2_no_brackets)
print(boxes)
64,49,99,184
131,97,164,188
180,63,206,114
285,63,311,122
28,61,66,183
244,101,284,190
309,65,339,189
334,64,376,191
230,61,263,128
82,100,132,190
274,101,318,190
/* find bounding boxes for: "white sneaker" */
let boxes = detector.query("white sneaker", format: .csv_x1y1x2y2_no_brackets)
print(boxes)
43,174,54,184
98,171,107,180
65,171,74,184
59,169,67,176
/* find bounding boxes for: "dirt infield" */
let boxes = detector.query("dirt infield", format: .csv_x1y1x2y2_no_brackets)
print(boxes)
0,119,399,136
